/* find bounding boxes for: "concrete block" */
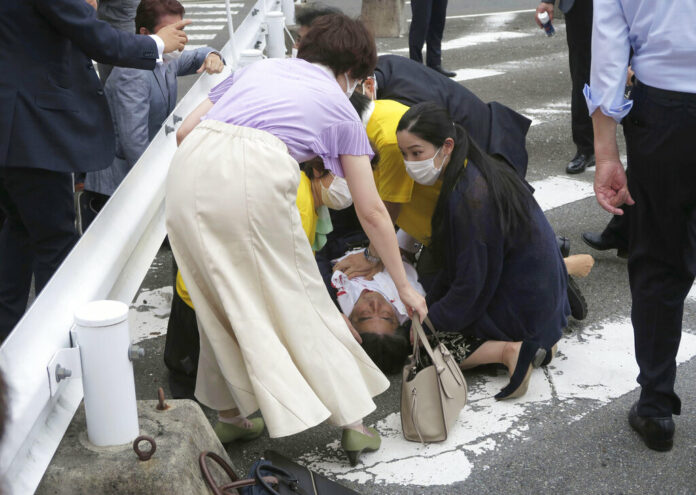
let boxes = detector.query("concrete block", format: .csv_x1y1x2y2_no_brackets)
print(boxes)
361,0,406,38
37,400,234,495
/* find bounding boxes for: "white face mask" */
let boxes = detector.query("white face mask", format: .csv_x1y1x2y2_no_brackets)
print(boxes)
404,147,444,186
291,47,298,58
344,72,359,98
321,175,353,210
162,49,182,63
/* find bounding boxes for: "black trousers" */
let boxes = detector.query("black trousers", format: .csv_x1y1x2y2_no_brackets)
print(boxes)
0,168,78,340
624,82,696,418
565,0,594,155
409,0,448,68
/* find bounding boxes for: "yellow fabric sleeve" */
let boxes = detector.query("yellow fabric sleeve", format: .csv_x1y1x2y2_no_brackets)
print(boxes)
295,172,317,246
175,270,195,309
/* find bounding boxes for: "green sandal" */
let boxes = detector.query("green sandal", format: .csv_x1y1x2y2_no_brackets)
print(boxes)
341,427,381,466
213,417,265,444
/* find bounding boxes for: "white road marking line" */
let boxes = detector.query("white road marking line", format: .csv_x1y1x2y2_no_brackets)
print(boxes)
185,24,226,30
184,17,230,22
406,8,536,22
183,44,207,51
524,97,572,127
688,284,696,301
188,10,237,16
299,319,696,486
531,175,595,211
129,287,173,343
444,8,536,20
392,31,530,53
188,33,218,40
182,2,243,7
482,11,519,28
453,68,504,82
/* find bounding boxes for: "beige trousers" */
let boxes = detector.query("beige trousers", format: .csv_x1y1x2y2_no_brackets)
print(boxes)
165,121,390,438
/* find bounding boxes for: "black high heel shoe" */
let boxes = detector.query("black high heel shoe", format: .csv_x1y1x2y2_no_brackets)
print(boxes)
538,343,558,367
495,342,546,400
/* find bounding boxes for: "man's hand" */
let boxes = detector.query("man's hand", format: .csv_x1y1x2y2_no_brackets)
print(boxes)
158,19,192,53
85,0,97,10
341,314,362,344
333,251,383,280
626,65,635,86
594,157,634,215
535,2,554,27
197,52,224,74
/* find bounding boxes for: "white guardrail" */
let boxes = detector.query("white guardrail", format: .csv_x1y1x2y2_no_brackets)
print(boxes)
0,0,292,492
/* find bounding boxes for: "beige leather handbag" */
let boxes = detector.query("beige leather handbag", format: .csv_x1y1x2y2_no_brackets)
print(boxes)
400,317,468,443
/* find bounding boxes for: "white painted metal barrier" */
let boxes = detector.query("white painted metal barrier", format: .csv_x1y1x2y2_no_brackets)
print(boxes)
0,0,291,492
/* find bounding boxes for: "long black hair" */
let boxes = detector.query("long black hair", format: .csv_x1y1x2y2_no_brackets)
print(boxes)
396,102,533,261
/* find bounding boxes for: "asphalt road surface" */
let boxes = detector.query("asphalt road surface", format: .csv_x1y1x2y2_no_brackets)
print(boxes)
125,1,696,493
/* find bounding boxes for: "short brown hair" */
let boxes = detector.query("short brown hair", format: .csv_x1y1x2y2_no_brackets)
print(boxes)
135,0,185,34
296,14,377,80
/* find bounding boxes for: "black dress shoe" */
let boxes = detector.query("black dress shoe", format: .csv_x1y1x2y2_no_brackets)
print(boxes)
581,231,628,259
556,235,570,258
429,65,456,78
567,276,588,320
628,402,674,452
565,152,595,174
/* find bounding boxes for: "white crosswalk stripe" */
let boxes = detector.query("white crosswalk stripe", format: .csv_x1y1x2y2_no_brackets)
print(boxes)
182,2,243,7
392,30,531,53
187,33,217,40
180,2,240,50
186,24,227,30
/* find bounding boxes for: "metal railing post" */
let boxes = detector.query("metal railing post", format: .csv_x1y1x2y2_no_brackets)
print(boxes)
224,0,238,65
266,11,286,58
281,0,295,26
73,301,141,446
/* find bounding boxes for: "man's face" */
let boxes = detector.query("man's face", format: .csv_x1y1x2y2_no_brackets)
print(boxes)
349,290,399,336
294,25,311,49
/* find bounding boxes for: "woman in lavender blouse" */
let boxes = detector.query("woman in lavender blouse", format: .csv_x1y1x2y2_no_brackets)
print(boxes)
166,14,427,465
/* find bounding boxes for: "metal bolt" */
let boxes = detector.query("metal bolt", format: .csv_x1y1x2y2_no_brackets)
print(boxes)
165,124,175,135
128,345,145,361
172,114,183,124
55,364,72,382
156,387,169,411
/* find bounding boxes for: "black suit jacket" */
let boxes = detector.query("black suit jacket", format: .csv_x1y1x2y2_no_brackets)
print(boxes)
0,0,159,173
375,55,532,179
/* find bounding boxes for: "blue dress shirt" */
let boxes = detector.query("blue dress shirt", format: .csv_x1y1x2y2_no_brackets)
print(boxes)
583,0,696,122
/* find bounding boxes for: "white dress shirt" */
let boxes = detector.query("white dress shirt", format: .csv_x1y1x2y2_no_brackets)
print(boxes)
583,0,696,122
331,252,425,324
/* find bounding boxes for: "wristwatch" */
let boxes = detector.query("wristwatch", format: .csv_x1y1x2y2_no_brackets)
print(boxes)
363,246,380,264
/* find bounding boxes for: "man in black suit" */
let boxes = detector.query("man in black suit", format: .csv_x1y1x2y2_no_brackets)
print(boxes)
408,0,455,78
373,54,532,179
0,0,189,340
536,0,595,174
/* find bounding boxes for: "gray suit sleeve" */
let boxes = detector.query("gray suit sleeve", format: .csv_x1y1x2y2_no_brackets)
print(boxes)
105,68,152,168
175,47,218,76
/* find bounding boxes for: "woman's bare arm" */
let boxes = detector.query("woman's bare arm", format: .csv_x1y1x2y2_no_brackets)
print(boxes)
176,98,214,146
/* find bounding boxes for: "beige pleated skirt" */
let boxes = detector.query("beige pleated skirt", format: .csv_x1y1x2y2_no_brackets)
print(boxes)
165,120,390,438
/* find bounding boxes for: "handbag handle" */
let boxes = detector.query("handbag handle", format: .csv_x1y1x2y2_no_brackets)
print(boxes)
200,451,246,495
255,463,308,495
410,316,441,370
